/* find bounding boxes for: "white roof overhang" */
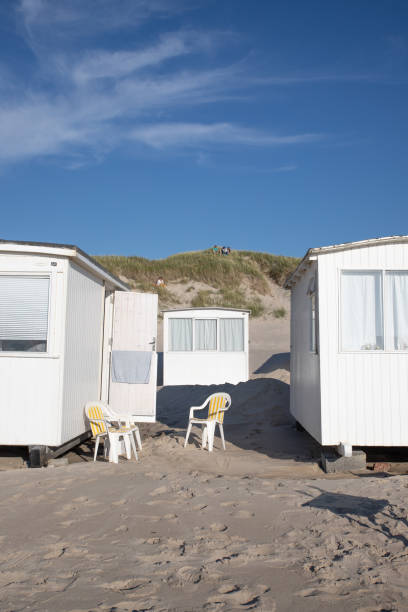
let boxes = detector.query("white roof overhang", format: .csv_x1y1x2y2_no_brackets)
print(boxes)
0,239,129,291
284,235,408,289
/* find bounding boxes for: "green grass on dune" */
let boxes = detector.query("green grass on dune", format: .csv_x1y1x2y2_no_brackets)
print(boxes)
95,249,299,290
95,250,299,317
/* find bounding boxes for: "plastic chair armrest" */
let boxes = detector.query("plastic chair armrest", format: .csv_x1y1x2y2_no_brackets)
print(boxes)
189,406,203,419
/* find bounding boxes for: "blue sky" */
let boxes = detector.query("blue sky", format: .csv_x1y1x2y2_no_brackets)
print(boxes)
0,0,407,258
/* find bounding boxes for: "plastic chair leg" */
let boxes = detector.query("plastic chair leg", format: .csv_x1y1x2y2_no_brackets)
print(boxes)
109,434,119,464
184,422,192,447
208,422,216,452
129,433,138,461
219,423,226,450
202,425,208,449
135,427,142,450
123,435,131,459
94,437,100,462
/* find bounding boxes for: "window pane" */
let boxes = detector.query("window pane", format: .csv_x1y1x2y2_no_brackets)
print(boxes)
385,272,408,350
310,294,316,352
0,275,49,352
341,271,383,351
195,319,217,350
219,318,244,351
169,318,192,351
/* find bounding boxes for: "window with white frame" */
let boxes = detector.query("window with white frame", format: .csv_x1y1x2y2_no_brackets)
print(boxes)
385,271,408,350
169,318,193,351
169,317,245,352
195,319,217,350
307,275,318,353
310,294,316,353
340,270,408,351
0,275,50,352
220,318,244,351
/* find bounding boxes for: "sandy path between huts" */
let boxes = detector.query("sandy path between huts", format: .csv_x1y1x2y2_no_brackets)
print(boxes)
1,317,408,610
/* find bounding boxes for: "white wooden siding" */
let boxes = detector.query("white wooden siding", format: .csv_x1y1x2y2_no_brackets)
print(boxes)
318,243,408,445
109,292,158,419
163,309,249,386
60,262,105,443
289,263,322,441
0,254,66,446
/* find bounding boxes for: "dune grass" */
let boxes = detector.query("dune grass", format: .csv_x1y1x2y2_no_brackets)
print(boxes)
95,249,297,317
190,288,265,317
96,249,299,290
273,307,287,318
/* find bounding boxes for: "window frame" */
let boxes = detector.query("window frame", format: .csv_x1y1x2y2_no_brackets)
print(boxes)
167,315,246,354
0,272,52,356
339,268,408,354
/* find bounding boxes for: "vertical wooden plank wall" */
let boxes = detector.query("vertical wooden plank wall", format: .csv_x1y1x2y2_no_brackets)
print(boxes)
318,243,408,446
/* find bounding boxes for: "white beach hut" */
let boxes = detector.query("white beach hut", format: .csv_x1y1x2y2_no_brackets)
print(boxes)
163,307,249,386
0,240,158,466
285,235,408,453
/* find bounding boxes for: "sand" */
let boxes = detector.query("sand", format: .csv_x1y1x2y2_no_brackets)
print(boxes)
1,316,408,610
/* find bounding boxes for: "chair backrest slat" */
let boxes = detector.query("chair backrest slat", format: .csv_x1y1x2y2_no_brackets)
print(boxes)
207,394,228,422
86,404,106,437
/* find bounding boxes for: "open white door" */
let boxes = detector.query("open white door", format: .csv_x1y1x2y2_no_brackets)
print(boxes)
109,292,158,422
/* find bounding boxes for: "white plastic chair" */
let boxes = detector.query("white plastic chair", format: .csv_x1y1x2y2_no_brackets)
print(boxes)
85,402,110,461
103,405,143,452
184,392,231,452
85,401,138,463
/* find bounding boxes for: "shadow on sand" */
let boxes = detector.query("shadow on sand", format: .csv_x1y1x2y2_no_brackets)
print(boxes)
302,487,408,546
254,352,290,375
156,375,321,463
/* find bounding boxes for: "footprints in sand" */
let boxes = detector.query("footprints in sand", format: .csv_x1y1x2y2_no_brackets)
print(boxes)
206,583,273,610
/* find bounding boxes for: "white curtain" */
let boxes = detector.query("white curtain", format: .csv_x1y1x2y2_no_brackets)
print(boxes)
169,318,192,351
195,319,217,350
385,272,408,350
219,318,244,352
341,271,383,351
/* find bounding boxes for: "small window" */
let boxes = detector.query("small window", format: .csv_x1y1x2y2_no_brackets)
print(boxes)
219,318,244,352
310,293,316,353
385,271,408,350
169,318,192,351
0,275,50,352
195,319,217,351
340,271,384,351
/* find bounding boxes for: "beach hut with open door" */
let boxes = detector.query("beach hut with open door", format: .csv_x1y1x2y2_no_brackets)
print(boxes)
0,240,157,466
285,235,408,454
163,307,249,385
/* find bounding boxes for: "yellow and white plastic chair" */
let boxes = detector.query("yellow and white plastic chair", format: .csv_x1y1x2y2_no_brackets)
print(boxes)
85,401,138,463
184,392,231,452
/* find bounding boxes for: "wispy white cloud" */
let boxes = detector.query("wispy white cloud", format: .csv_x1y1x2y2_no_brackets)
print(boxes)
272,164,297,172
253,73,393,86
129,122,321,149
19,0,185,37
0,1,328,166
71,31,220,83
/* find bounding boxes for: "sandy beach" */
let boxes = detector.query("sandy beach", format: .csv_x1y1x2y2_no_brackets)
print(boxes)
1,316,408,611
